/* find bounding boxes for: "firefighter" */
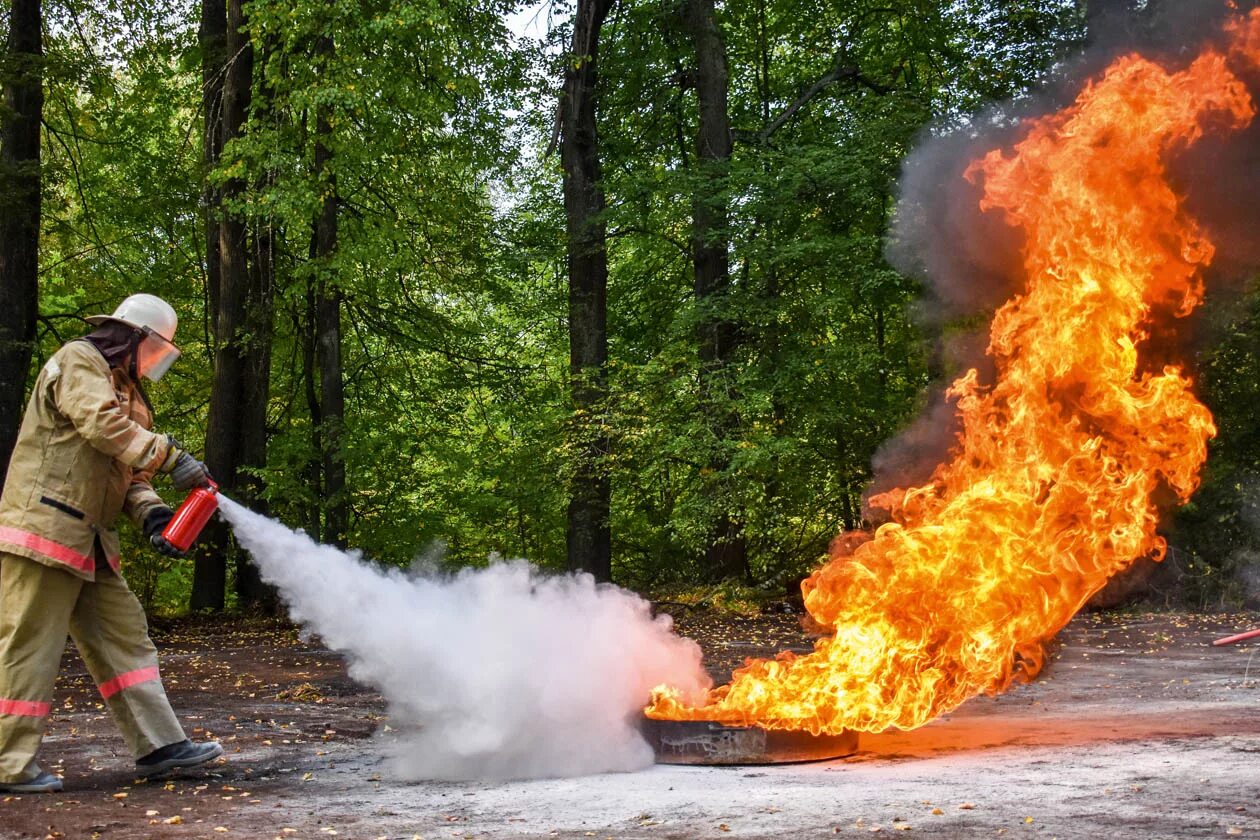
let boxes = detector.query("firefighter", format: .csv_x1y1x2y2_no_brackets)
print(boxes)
0,294,224,793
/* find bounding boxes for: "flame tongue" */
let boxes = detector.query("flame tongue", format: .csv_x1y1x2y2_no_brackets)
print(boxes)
649,13,1260,735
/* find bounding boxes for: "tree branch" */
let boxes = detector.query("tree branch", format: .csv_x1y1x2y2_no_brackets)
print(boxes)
755,57,901,144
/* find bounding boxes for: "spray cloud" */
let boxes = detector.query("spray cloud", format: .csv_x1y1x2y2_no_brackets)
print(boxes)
216,497,710,781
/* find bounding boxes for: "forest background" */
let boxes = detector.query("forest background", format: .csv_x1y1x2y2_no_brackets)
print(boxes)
1,0,1257,615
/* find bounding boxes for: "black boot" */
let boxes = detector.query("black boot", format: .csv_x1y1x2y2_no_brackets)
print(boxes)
0,771,63,793
136,740,223,777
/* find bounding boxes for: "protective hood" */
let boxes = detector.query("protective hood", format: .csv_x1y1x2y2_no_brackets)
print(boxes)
82,322,142,370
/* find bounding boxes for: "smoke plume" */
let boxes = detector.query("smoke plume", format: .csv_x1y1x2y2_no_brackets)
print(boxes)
216,497,710,781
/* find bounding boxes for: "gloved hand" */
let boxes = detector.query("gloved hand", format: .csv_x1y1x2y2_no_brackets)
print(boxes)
161,436,213,490
143,506,185,558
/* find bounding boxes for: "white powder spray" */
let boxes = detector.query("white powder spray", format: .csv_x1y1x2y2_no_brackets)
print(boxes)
215,497,711,781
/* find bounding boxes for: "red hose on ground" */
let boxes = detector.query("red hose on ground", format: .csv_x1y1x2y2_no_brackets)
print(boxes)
1212,627,1260,647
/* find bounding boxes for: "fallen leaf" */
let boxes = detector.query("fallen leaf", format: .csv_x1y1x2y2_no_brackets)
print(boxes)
163,816,183,826
959,803,976,811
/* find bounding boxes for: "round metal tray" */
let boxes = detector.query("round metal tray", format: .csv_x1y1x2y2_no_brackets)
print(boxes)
642,717,859,765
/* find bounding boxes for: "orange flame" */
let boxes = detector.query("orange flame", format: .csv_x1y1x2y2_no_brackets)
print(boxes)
648,12,1260,735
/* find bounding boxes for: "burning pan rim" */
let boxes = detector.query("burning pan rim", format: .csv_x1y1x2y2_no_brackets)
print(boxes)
641,716,859,766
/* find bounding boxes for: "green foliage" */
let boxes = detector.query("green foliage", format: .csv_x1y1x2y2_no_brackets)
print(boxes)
1170,279,1260,607
27,0,1162,615
580,0,1083,587
652,579,772,616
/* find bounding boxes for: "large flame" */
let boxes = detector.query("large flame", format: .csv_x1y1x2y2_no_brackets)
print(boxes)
648,12,1260,735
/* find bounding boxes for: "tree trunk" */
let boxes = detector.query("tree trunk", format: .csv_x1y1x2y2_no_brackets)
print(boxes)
684,0,746,582
561,0,614,582
313,29,347,548
200,0,226,334
231,31,279,610
753,0,786,502
0,0,43,485
194,0,273,611
302,280,323,542
190,0,228,611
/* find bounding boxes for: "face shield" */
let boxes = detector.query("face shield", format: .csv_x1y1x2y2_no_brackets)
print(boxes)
136,328,182,382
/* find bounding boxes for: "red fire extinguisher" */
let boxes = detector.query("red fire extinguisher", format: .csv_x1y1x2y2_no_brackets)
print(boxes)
162,482,220,552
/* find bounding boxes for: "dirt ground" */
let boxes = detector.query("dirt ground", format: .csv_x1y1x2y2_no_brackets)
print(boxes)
1,610,1258,840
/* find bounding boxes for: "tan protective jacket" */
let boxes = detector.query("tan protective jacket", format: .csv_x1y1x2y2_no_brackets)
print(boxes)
0,340,172,580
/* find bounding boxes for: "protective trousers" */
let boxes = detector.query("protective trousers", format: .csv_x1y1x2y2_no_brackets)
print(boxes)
0,552,186,784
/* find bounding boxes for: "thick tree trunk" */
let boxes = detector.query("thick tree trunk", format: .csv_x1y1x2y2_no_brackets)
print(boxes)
561,0,614,582
315,276,345,546
194,0,273,611
232,33,278,610
200,0,226,333
301,281,323,541
0,0,43,485
192,0,244,610
190,0,227,610
684,0,746,582
313,32,347,547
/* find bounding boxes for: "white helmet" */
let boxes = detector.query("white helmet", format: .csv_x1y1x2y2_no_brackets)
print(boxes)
86,294,182,382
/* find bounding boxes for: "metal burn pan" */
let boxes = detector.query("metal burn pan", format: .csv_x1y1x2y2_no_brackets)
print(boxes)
642,717,859,765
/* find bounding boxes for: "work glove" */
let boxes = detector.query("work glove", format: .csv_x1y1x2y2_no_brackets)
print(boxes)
143,506,185,558
161,436,214,490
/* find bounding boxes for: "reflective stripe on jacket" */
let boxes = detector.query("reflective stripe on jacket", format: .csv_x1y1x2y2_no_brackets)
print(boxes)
0,340,171,580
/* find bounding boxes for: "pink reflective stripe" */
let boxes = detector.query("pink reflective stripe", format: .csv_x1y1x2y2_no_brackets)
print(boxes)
0,527,93,572
98,666,161,700
0,698,51,718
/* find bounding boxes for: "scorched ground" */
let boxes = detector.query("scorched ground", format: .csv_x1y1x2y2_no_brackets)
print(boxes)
0,610,1257,839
